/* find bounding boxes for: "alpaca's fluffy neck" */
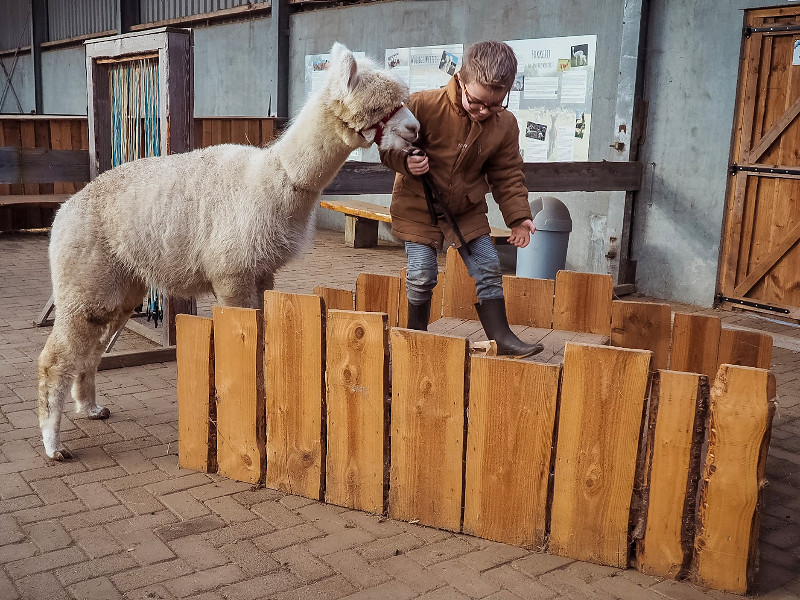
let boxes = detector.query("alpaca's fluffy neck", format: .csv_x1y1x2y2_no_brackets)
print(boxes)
268,95,361,193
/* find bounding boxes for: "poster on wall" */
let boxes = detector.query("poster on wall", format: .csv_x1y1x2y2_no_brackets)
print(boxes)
385,44,464,93
505,35,596,162
305,51,367,160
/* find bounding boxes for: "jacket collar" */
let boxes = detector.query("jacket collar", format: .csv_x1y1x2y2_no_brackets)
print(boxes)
446,75,467,117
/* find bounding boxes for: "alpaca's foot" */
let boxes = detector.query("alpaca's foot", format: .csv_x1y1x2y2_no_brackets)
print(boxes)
50,447,74,461
86,405,110,420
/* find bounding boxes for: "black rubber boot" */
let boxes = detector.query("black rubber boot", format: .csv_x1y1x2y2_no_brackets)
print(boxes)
407,299,431,331
474,297,544,358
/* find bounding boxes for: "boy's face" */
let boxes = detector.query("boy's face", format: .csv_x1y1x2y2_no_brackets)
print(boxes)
458,77,509,122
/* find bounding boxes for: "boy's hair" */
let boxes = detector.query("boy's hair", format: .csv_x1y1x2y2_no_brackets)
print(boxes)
459,41,517,90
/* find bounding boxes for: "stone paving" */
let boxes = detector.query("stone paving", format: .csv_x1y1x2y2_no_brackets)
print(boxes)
1,228,799,600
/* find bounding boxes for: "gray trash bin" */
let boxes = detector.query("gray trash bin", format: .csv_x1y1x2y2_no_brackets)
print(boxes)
516,196,572,280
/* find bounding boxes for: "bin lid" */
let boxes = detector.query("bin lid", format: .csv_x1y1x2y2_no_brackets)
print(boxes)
530,196,572,232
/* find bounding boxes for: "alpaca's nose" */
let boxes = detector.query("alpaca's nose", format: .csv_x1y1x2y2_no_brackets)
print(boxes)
405,123,419,143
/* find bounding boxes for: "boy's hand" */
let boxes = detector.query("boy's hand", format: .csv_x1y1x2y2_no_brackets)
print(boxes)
508,219,536,248
406,152,429,175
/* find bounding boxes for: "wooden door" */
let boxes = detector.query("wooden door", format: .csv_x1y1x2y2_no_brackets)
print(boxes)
720,6,800,319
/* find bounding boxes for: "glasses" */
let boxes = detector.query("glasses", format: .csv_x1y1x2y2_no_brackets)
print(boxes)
459,76,509,113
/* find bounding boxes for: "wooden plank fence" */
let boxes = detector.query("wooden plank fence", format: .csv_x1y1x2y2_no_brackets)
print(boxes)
175,266,776,594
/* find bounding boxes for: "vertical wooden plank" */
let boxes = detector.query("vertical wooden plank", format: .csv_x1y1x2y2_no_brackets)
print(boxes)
502,275,555,328
635,371,709,579
176,315,216,473
552,271,613,335
19,122,39,195
325,310,389,513
313,285,354,311
389,329,468,531
355,272,400,327
230,119,249,145
3,121,23,195
263,291,325,500
398,268,443,327
550,342,652,567
201,119,213,148
717,327,772,371
213,306,265,484
442,246,478,319
669,313,722,378
611,300,672,371
34,120,54,195
693,365,777,595
463,356,560,547
261,118,275,145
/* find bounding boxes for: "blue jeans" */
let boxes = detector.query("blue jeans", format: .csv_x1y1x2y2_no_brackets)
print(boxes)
405,235,504,305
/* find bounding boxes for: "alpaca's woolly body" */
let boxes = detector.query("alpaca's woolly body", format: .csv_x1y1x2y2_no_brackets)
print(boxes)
38,43,419,460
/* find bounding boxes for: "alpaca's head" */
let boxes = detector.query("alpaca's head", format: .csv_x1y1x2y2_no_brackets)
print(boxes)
324,42,419,152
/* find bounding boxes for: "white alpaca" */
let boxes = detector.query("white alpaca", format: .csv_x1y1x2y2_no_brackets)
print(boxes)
38,43,419,460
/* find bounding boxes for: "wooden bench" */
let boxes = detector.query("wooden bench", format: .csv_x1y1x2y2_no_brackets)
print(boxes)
320,198,511,248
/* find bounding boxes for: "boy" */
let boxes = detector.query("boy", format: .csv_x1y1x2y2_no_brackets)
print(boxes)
380,41,542,357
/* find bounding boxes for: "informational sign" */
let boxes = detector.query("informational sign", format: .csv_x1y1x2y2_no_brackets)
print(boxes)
385,44,464,93
506,35,596,162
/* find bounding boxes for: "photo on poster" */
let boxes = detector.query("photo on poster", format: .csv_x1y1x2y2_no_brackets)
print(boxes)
571,44,589,67
439,50,459,76
511,72,525,91
558,59,571,72
312,58,329,71
526,122,547,141
575,111,586,139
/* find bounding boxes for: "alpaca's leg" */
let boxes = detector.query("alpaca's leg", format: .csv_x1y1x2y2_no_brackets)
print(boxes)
38,312,106,460
213,275,263,309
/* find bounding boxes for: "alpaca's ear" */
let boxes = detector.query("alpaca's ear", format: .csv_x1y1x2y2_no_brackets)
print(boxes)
330,42,359,93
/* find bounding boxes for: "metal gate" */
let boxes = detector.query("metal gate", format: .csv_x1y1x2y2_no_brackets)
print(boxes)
719,6,800,320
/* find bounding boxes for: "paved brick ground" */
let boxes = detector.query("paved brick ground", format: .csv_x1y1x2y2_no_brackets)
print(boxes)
1,228,799,600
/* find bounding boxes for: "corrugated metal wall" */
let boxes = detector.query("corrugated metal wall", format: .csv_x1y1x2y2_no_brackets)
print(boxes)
48,0,117,41
140,0,254,23
0,1,32,51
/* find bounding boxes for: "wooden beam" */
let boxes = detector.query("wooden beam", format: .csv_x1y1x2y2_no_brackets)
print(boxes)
0,147,89,184
325,310,389,513
549,342,651,567
389,328,469,531
611,300,672,370
693,365,776,594
463,356,560,547
263,291,325,499
176,315,216,474
213,306,265,485
635,371,708,579
97,347,176,370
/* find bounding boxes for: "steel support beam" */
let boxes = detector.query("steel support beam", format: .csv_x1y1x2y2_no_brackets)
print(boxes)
30,0,48,114
270,0,290,118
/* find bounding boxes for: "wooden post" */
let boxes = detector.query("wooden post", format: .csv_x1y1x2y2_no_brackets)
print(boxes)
213,306,265,484
442,247,478,319
716,327,772,371
549,342,651,567
635,371,709,579
502,275,555,328
552,271,613,335
325,310,389,513
611,300,672,370
313,286,354,311
693,364,776,594
389,329,469,531
176,315,216,473
263,291,325,499
355,273,400,327
669,313,721,378
345,215,379,248
463,356,560,547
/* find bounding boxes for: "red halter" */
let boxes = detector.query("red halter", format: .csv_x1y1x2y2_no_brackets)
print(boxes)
363,104,405,146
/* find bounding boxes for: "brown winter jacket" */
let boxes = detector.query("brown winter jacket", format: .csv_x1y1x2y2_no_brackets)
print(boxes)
380,75,532,249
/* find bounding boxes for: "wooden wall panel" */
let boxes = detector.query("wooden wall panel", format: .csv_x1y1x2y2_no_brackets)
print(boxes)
635,371,708,579
389,329,468,531
716,327,772,371
552,271,613,335
502,275,555,328
611,300,672,371
693,365,776,594
550,342,651,567
463,356,560,547
442,247,478,319
212,306,265,484
325,310,389,513
263,291,325,500
176,315,216,473
355,272,400,327
313,285,354,311
669,313,722,378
